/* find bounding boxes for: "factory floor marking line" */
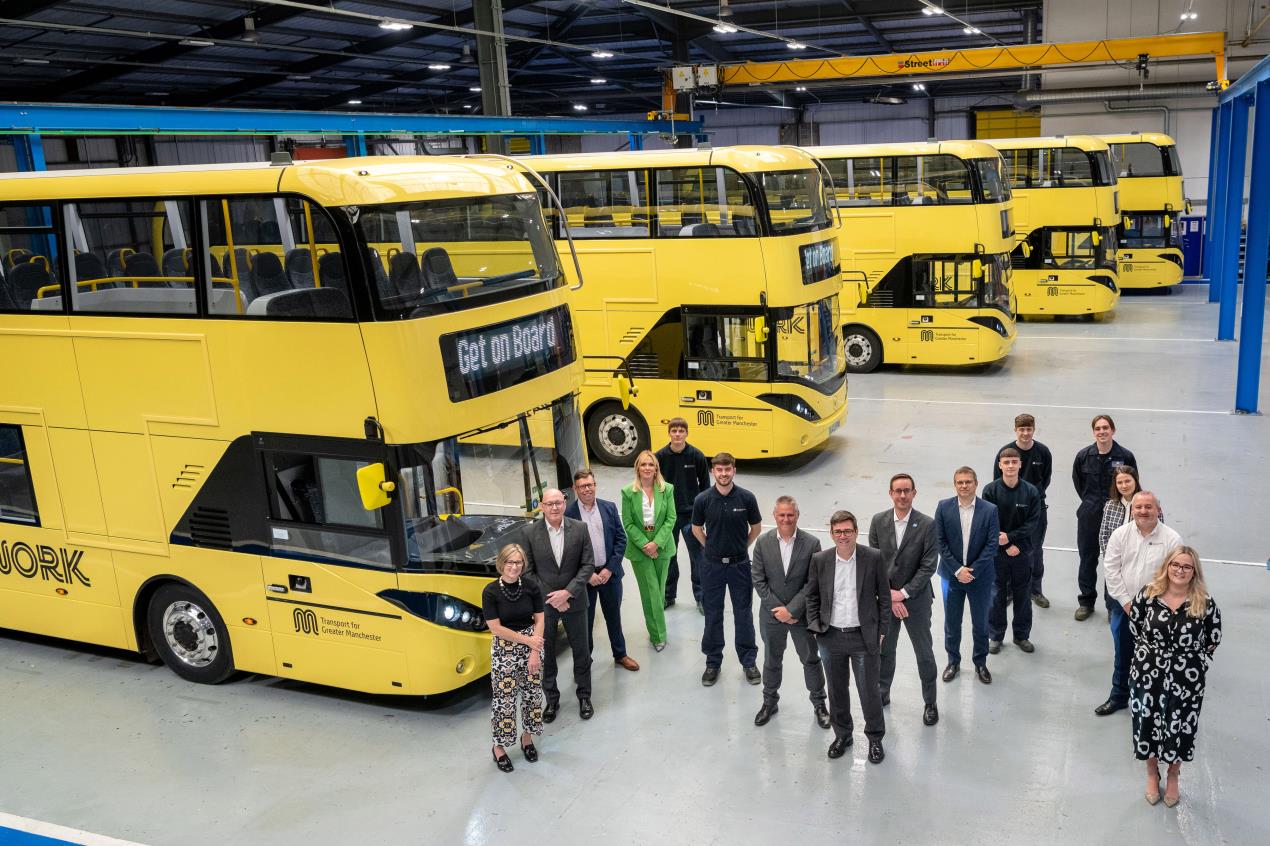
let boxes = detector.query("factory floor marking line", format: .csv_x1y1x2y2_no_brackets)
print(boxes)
849,397,1232,415
0,814,146,846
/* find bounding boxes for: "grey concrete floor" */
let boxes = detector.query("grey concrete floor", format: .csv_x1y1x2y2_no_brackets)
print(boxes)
3,285,1268,846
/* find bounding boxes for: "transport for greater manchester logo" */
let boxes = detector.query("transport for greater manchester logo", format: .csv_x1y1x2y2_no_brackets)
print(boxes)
697,409,715,427
293,607,319,635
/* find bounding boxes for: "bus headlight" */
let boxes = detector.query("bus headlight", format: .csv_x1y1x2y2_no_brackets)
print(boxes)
378,589,488,632
757,394,821,421
1087,274,1118,292
967,315,1010,337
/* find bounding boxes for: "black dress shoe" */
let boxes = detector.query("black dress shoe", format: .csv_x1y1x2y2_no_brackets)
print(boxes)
868,739,885,764
520,741,538,763
879,690,891,707
702,667,720,687
988,640,1002,654
975,665,992,685
814,703,831,729
579,698,594,720
923,704,939,726
492,747,514,773
827,735,853,759
1014,638,1035,653
942,663,959,682
542,701,559,724
743,665,761,685
1094,698,1127,716
754,702,778,726
664,597,676,609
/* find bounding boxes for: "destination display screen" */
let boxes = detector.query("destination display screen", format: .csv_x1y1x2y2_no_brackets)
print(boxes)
800,239,839,285
439,305,575,402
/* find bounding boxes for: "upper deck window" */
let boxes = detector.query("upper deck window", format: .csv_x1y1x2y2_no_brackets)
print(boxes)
556,169,651,239
826,155,988,205
1110,142,1176,178
999,147,1112,189
0,204,61,313
654,167,758,237
972,157,1011,203
760,168,833,233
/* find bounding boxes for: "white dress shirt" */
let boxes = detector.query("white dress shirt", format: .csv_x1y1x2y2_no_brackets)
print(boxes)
546,520,565,565
1103,520,1183,607
958,500,975,567
777,532,797,575
893,509,910,550
578,502,606,570
641,490,656,526
829,551,860,628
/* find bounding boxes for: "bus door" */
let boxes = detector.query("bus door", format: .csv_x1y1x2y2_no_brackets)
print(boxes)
255,435,410,694
909,256,978,361
679,309,772,453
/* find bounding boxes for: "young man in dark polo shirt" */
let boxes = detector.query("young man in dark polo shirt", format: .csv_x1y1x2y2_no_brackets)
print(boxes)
993,413,1053,608
692,452,763,687
655,417,711,612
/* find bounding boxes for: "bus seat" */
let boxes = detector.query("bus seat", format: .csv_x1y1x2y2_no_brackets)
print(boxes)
106,248,132,278
734,217,757,236
259,221,281,243
365,248,392,300
680,223,721,238
246,287,351,319
290,478,324,523
389,251,422,298
74,252,109,286
681,212,705,226
207,252,224,278
6,248,32,269
316,252,348,291
161,248,188,278
0,265,17,309
420,248,458,291
249,251,290,296
122,251,168,286
8,261,52,305
584,212,614,227
284,249,315,288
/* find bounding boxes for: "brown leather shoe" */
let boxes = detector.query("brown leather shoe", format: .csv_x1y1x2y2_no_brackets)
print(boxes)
615,655,640,671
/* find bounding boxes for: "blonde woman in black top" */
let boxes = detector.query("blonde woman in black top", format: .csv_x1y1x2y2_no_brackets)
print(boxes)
481,544,545,773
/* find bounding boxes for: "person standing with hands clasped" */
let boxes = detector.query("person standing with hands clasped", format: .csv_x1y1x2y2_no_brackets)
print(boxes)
983,448,1042,655
993,414,1053,608
1073,415,1137,621
692,453,763,687
806,511,890,764
620,450,678,652
750,496,829,729
656,418,712,612
934,467,1000,685
482,544,545,773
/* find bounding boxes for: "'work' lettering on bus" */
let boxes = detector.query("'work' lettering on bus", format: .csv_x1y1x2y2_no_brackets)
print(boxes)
0,540,90,586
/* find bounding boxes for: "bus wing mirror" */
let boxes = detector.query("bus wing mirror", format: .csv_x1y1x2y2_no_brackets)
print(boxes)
1163,214,1172,228
1185,199,1192,214
1020,242,1032,258
618,374,638,409
356,463,395,510
1091,231,1102,246
753,315,770,343
971,259,985,279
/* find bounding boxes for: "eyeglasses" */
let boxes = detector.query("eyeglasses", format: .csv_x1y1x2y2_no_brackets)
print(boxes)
504,559,525,567
575,482,596,490
542,500,565,508
1168,563,1195,573
830,528,857,537
891,488,914,495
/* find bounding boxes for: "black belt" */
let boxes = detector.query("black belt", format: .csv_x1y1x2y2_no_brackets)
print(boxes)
711,555,748,565
828,625,861,633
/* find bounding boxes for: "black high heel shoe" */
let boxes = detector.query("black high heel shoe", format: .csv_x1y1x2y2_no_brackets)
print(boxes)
521,740,538,763
492,746,514,773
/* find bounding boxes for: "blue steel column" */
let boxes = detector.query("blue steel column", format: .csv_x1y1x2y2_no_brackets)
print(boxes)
344,134,368,157
1217,96,1251,340
12,133,47,171
628,132,644,151
1201,107,1220,281
1236,81,1270,413
1208,101,1233,302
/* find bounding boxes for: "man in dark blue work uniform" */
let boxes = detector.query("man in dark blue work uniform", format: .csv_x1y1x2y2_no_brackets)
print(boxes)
656,417,712,612
993,413,1052,608
1071,415,1137,621
692,452,763,687
983,448,1042,655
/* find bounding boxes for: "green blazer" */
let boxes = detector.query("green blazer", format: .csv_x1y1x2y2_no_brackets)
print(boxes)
620,482,677,566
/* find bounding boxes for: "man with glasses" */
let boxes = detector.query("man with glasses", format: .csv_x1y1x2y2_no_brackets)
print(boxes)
806,511,890,764
566,470,638,673
524,488,596,722
1096,491,1181,717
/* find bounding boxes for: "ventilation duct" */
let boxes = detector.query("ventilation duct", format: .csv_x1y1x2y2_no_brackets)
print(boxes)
1015,83,1215,106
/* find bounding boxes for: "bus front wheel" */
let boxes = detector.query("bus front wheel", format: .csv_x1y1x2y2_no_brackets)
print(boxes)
843,326,883,373
587,402,649,467
147,583,236,685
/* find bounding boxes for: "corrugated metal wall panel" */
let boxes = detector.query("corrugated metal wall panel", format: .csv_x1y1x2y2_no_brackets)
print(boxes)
152,137,270,165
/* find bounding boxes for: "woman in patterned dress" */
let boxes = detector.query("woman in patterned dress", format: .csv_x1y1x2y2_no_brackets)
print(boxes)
1129,545,1221,807
481,544,546,773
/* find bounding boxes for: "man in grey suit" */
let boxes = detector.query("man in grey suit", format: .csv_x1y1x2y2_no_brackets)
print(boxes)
806,510,891,764
524,488,596,723
868,473,940,728
751,496,830,730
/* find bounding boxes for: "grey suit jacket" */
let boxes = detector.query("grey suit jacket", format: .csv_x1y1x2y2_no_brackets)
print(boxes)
867,508,938,603
804,544,891,654
524,517,595,606
750,528,822,622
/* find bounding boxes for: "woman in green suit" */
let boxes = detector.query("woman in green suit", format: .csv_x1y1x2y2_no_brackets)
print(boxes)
621,449,678,651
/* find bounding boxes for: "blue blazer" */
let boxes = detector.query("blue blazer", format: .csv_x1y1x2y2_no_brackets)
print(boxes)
565,498,628,579
933,496,999,581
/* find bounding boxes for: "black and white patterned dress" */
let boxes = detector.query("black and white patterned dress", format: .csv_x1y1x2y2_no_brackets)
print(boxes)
1128,588,1222,762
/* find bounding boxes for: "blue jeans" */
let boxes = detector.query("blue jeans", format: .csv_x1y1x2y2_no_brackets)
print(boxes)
942,569,995,668
1107,594,1133,705
700,556,758,669
586,575,627,660
667,512,703,602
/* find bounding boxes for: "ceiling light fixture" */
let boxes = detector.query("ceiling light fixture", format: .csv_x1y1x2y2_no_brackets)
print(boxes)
869,94,906,105
287,74,311,81
963,26,981,35
591,51,614,59
795,86,807,92
463,104,473,109
922,5,943,15
912,83,926,91
428,63,451,71
378,20,413,31
787,42,807,50
1180,11,1198,21
469,86,481,92
573,104,588,111
179,39,215,47
146,91,170,96
347,99,363,105
590,77,606,84
713,24,737,34
16,57,50,64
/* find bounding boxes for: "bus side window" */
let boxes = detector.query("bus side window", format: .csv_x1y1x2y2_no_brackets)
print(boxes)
843,158,886,207
628,311,684,380
199,197,352,320
0,424,39,526
267,451,391,569
0,204,62,314
654,167,754,237
682,312,770,381
558,169,650,239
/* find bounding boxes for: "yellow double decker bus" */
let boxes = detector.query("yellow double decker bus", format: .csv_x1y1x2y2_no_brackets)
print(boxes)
987,136,1121,317
521,146,846,465
0,155,585,696
807,141,1016,373
1098,132,1187,289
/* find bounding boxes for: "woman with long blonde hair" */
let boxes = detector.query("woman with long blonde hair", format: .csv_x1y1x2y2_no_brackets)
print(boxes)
1128,545,1222,808
620,449,677,651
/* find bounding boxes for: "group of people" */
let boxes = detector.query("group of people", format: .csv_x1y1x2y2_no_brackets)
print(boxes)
479,415,1222,809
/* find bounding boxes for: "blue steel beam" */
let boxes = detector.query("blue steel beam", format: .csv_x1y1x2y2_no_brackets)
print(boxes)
10,133,46,171
1236,79,1270,413
1201,107,1219,282
0,103,702,138
1208,100,1232,302
1217,96,1251,340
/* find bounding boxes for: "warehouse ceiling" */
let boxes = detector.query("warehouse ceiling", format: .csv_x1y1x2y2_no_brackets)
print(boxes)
0,1,1042,117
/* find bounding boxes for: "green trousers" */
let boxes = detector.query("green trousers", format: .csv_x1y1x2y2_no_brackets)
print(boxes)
629,554,671,645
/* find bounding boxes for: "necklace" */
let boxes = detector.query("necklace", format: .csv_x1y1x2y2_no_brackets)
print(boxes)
498,578,523,601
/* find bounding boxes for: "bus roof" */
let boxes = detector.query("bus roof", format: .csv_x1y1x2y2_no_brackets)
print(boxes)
982,135,1111,152
0,155,535,205
805,140,1003,160
1094,132,1177,148
521,145,820,173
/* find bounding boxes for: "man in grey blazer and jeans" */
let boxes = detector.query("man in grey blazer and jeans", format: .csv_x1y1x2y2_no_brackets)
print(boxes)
869,473,940,727
751,496,830,730
806,510,891,764
524,488,595,723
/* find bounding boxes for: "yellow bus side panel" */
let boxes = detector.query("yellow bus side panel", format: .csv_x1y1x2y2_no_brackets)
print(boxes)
47,427,108,536
150,436,232,534
91,431,166,544
565,245,658,306
1117,251,1183,288
0,316,88,428
843,212,896,258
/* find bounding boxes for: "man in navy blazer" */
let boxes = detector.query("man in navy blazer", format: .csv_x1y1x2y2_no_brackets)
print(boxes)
934,466,1000,685
566,470,638,672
